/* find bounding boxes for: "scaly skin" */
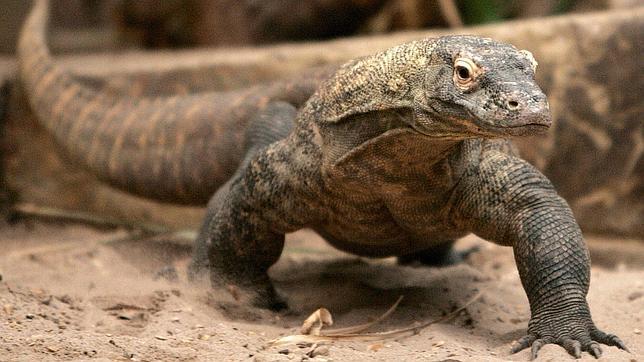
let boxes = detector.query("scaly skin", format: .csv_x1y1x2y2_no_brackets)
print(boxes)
19,1,627,359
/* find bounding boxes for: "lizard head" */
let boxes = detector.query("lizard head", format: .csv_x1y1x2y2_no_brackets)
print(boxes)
413,35,551,138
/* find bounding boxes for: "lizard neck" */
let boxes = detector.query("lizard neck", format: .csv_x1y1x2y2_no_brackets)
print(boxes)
315,108,461,168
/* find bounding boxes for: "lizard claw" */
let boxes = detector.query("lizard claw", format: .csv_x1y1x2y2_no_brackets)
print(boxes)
591,330,630,352
588,342,602,358
562,338,582,359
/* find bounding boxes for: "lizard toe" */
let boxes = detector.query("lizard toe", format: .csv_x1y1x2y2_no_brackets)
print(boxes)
530,338,552,360
510,334,536,354
584,341,603,359
562,338,582,359
590,329,629,352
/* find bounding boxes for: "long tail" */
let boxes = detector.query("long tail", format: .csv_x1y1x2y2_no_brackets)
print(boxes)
18,0,322,204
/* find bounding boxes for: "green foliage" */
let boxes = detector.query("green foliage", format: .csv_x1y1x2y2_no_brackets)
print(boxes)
458,0,505,24
457,0,574,25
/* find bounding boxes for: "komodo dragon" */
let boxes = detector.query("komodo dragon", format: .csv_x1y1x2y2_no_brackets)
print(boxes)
18,0,628,359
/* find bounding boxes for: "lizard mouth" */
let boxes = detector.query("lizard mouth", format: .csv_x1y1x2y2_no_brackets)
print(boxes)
465,104,552,137
479,123,550,137
411,100,551,138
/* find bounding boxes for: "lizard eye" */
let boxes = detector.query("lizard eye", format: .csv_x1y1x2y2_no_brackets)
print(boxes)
453,58,479,89
456,65,470,79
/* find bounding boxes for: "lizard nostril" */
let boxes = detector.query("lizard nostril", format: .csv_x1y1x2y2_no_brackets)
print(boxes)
507,100,519,110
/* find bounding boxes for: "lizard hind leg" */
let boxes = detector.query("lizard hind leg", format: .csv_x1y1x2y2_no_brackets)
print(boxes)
398,240,479,266
187,175,289,310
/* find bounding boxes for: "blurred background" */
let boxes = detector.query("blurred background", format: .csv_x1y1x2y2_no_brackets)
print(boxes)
1,0,641,53
0,0,641,239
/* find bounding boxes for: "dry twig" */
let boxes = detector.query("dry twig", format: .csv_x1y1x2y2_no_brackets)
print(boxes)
267,291,482,347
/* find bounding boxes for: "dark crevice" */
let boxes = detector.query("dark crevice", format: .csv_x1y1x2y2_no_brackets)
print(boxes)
0,79,18,221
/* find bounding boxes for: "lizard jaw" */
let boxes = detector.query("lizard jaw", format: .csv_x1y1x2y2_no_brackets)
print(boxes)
460,98,552,138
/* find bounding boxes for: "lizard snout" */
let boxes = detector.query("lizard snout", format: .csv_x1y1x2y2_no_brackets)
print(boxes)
504,91,552,130
521,96,552,128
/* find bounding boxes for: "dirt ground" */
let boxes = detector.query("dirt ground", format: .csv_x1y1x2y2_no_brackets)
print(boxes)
0,221,642,361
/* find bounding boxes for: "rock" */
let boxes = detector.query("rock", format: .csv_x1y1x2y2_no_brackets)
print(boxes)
311,345,329,357
627,291,642,301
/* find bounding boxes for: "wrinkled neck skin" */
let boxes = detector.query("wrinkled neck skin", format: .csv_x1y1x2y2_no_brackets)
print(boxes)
313,108,463,170
410,99,487,140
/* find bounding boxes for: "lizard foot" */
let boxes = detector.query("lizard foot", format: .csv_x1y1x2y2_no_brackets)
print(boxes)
249,285,289,312
511,316,628,359
214,274,288,312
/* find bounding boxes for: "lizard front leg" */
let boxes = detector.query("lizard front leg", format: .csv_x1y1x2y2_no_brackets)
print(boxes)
189,102,301,310
452,150,628,359
200,182,288,310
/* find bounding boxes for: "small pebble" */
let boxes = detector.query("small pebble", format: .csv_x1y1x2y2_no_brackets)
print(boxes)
155,335,167,341
278,348,289,355
198,334,210,341
25,314,35,320
311,345,329,357
3,304,13,314
634,328,641,335
46,346,58,353
628,291,643,301
433,341,445,347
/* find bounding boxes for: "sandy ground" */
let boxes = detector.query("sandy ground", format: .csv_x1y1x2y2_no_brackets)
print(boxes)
0,221,642,362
